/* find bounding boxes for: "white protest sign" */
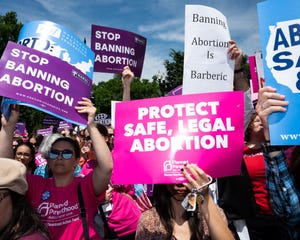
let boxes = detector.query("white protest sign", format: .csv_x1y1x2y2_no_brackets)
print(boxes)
183,5,234,94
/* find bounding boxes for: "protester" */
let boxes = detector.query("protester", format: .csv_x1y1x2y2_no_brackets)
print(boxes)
80,128,141,240
80,123,111,175
107,125,115,151
0,98,113,239
256,86,297,239
135,163,234,240
74,128,92,167
34,133,82,178
14,141,36,174
92,181,141,239
222,113,288,240
79,67,146,239
0,157,50,239
112,65,153,211
29,133,43,152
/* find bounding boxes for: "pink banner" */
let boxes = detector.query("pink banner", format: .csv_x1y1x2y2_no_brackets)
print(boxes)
113,91,244,184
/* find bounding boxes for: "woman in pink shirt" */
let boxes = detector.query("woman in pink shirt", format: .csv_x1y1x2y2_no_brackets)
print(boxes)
0,98,113,240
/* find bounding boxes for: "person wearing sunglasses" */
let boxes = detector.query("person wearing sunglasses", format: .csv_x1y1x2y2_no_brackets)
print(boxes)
0,97,113,240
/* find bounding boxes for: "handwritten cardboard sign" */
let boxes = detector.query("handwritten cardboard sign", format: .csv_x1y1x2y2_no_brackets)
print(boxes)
183,5,234,94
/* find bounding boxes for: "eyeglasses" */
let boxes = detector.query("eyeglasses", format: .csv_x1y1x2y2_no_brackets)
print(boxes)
0,191,10,203
49,149,73,160
16,152,31,158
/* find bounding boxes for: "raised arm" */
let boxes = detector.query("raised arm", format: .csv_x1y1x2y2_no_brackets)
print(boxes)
75,98,113,195
228,40,250,92
122,66,134,101
255,87,300,225
228,40,254,131
0,105,19,158
256,86,288,143
182,164,234,240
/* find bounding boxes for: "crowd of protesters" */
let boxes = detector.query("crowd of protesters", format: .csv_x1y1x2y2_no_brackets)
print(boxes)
1,38,300,240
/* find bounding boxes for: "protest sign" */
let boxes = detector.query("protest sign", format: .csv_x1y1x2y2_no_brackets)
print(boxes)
94,113,111,126
255,50,265,88
15,122,26,136
183,5,234,94
42,114,61,128
258,0,300,145
248,56,259,94
91,25,147,78
1,20,95,124
0,41,92,126
37,127,53,136
18,20,95,78
110,100,120,128
168,85,183,96
113,91,244,184
57,121,73,131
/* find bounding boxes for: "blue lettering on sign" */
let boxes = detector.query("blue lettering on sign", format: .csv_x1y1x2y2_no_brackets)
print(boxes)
272,24,300,71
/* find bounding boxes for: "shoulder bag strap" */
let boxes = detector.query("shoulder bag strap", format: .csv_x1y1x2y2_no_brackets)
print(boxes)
78,182,90,240
98,204,118,238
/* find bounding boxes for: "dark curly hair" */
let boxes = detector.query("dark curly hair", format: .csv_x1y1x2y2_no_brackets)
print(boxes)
0,191,50,239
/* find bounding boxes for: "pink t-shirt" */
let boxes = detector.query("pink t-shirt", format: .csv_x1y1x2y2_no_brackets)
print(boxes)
26,173,105,240
18,232,48,240
80,159,141,237
80,159,97,177
108,191,141,237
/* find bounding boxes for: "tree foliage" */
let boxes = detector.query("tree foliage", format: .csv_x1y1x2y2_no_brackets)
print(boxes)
92,74,161,116
157,49,184,96
0,12,44,134
241,54,250,79
0,11,23,56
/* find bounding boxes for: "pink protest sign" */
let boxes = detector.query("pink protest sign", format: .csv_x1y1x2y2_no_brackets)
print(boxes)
248,56,259,93
113,91,244,184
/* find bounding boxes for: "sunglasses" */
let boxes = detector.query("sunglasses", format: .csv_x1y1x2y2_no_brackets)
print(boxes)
49,149,73,160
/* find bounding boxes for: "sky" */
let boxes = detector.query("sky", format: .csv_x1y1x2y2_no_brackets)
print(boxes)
1,0,263,83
